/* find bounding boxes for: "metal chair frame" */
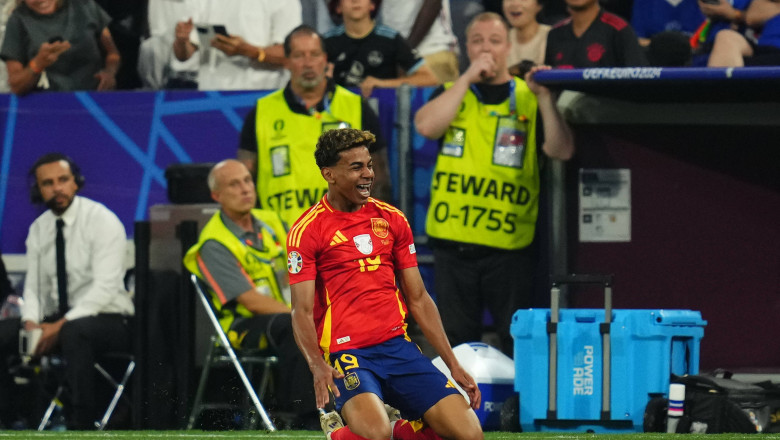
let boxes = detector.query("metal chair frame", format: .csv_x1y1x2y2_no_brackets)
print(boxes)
187,274,277,431
37,353,135,431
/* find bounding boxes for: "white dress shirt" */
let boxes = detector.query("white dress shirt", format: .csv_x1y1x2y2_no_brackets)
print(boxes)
177,0,302,90
21,196,134,323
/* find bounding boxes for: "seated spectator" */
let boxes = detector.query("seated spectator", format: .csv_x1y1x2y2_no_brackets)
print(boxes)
172,0,302,91
503,0,551,73
691,0,752,64
0,0,120,95
378,0,460,82
324,0,439,97
0,0,15,93
707,0,780,65
631,0,705,46
137,0,194,89
647,30,694,65
545,0,649,67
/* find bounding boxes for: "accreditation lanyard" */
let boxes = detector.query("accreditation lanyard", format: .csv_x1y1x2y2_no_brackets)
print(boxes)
469,80,516,118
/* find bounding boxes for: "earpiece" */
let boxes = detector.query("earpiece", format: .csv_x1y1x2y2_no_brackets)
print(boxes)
28,153,85,204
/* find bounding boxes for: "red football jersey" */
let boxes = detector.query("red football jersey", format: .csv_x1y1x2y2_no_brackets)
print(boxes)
287,196,418,356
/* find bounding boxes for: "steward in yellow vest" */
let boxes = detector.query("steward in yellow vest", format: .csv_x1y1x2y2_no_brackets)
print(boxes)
183,208,288,343
414,12,574,356
238,26,391,227
182,159,317,427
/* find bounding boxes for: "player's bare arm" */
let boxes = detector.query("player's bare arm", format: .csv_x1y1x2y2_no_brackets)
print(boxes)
290,279,344,408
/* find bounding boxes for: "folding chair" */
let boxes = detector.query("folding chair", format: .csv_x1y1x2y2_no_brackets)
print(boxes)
187,274,277,431
38,352,135,431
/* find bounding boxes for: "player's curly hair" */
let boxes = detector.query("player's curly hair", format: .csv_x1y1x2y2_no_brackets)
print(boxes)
315,128,376,168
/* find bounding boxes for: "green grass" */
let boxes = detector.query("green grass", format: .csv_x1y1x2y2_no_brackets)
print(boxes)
2,432,780,439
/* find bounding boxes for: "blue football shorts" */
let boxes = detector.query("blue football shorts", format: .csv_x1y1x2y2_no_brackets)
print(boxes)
328,335,461,421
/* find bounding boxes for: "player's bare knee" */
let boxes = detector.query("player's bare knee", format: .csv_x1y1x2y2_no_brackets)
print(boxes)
357,424,392,440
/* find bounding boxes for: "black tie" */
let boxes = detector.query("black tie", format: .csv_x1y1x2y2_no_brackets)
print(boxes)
55,218,69,315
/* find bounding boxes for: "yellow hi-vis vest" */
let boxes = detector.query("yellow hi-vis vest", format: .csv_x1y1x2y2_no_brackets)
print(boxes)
425,77,540,250
183,209,288,346
254,86,363,226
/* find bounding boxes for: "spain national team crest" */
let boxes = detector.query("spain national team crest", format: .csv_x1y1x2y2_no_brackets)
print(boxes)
344,372,360,391
371,218,389,238
353,234,373,255
287,251,303,274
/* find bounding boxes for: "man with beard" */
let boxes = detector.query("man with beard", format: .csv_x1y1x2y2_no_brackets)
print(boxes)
0,153,133,430
544,0,648,67
238,25,391,228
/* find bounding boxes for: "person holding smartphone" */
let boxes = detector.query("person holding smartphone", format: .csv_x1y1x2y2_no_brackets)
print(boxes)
172,0,302,90
0,0,120,95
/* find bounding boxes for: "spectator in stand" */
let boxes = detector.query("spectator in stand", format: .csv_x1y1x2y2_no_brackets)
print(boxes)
0,0,120,95
378,0,460,82
503,0,551,75
707,0,780,65
137,0,194,89
691,0,751,64
302,0,336,35
631,0,705,46
172,0,301,90
545,0,648,67
324,0,439,97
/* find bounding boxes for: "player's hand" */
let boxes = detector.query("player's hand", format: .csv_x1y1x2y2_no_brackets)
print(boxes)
525,65,552,98
211,34,250,57
450,364,482,410
175,18,194,44
311,361,344,408
463,52,497,84
359,76,383,98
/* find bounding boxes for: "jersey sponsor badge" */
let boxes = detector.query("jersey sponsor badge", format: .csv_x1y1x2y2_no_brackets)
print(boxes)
353,234,373,255
344,372,360,391
287,251,303,274
409,244,416,254
371,218,389,238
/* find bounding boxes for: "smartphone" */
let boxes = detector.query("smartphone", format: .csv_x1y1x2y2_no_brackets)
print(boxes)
213,25,228,37
48,36,63,43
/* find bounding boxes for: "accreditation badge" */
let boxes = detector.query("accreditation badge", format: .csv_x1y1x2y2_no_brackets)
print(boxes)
322,121,351,133
493,116,527,169
442,127,465,157
270,145,290,177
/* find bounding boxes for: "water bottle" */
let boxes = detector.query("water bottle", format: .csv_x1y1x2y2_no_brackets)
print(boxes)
667,383,686,433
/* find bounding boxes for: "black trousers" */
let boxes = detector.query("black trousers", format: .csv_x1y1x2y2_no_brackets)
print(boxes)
0,317,23,427
0,314,130,429
231,313,317,428
433,243,533,357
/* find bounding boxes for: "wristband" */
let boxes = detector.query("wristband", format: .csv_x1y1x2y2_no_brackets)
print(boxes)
29,59,43,74
257,47,266,63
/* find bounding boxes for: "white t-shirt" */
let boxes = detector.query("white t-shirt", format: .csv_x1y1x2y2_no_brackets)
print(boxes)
379,0,458,56
179,0,302,90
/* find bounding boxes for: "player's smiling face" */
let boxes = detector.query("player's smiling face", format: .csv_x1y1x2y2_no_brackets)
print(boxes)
323,146,374,212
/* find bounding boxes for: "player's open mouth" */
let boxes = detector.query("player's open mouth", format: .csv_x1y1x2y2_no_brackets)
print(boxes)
357,183,371,196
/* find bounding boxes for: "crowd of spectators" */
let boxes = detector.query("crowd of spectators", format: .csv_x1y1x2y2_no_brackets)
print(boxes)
0,0,777,95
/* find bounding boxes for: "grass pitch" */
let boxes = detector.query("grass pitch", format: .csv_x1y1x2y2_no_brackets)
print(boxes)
1,432,780,439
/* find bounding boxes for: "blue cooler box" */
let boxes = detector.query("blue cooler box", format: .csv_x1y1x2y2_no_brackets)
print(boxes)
511,309,706,432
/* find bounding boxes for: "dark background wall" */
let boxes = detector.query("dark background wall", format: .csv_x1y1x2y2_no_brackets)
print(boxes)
565,124,780,370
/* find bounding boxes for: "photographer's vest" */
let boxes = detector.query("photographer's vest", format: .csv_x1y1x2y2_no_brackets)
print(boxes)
254,86,362,226
183,210,288,345
426,77,540,250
